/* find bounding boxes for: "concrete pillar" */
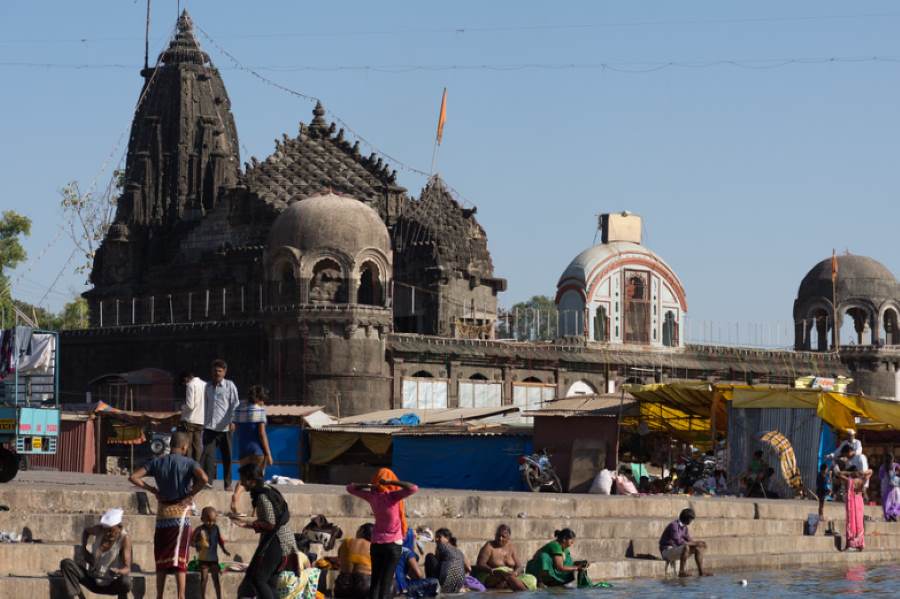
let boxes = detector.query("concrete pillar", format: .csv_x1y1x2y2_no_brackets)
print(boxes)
448,359,461,408
501,365,512,406
555,367,567,399
391,358,404,409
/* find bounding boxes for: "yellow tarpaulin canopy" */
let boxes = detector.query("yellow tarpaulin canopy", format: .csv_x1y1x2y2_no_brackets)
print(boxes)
625,382,727,438
627,383,900,434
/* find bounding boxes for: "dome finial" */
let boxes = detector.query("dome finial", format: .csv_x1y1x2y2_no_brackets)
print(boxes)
310,101,327,134
177,9,193,33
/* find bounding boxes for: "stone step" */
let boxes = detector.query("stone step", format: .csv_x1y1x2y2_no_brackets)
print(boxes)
0,573,245,599
0,542,262,577
588,548,899,580
0,533,858,578
2,548,898,598
1,482,884,523
0,511,829,545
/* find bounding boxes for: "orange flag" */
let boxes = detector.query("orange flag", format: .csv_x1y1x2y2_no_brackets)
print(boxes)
831,249,838,282
436,88,447,145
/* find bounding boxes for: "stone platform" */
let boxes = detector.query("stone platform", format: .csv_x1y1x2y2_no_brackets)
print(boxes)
1,472,899,597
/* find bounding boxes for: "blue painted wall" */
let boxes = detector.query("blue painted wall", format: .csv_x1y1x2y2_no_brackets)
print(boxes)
392,435,533,491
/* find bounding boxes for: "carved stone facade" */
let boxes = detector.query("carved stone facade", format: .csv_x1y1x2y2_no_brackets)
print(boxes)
61,11,852,415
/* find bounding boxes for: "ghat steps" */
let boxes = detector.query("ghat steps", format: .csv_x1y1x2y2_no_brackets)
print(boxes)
0,473,898,598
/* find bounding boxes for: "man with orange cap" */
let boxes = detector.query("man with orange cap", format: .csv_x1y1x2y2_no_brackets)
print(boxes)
347,468,418,599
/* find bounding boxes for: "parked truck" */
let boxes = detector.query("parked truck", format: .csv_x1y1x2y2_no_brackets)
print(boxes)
0,328,60,482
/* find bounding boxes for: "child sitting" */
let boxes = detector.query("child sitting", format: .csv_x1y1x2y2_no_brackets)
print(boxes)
191,506,230,599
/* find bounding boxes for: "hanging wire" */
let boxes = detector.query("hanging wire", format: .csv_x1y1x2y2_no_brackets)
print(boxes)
3,22,175,306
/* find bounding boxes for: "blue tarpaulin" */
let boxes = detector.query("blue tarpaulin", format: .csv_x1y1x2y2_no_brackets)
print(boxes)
392,435,533,491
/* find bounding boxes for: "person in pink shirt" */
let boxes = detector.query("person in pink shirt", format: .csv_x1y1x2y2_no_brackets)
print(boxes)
347,468,418,599
614,467,639,496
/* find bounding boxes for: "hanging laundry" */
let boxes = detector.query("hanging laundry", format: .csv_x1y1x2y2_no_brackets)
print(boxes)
17,334,54,374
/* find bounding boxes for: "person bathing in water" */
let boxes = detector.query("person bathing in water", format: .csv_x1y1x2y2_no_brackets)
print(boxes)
525,528,587,587
473,525,528,591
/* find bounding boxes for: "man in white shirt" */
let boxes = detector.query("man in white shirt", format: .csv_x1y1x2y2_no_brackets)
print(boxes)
179,371,206,462
826,429,862,461
201,359,240,491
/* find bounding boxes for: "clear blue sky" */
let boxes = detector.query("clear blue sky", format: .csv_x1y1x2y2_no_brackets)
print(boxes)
1,1,898,338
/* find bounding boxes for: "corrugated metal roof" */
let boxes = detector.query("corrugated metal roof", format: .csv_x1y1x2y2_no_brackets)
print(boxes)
318,425,398,435
336,406,519,425
395,424,532,437
522,393,635,417
265,404,325,418
318,422,531,437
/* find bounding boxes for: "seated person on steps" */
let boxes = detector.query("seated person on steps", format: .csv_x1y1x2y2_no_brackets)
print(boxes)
659,508,711,578
59,508,133,599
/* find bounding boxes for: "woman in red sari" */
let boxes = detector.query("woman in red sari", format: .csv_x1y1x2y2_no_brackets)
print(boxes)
838,467,872,551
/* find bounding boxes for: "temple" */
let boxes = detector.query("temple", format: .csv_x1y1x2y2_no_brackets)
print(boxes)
61,11,898,416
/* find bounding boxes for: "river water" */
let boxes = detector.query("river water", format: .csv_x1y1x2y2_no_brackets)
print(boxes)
529,564,900,598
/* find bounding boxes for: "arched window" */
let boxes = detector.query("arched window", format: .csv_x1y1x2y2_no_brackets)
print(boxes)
469,373,488,380
810,308,831,351
357,262,383,306
662,311,678,347
280,263,295,283
411,370,433,378
839,306,873,346
883,308,899,345
523,376,542,383
593,305,609,342
623,270,650,343
310,259,346,304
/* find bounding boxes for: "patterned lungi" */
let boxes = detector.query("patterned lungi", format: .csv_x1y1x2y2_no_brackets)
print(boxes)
155,501,192,573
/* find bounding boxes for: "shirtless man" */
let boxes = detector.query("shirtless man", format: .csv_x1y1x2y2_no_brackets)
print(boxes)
474,524,528,591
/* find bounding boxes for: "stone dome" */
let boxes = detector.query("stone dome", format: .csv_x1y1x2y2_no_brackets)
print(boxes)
267,193,390,255
797,254,898,304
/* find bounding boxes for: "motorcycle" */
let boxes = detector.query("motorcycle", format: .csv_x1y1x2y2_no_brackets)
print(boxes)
149,431,172,456
519,449,563,492
675,454,716,492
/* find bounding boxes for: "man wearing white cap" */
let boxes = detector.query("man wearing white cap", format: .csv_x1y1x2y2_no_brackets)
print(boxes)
59,507,132,599
826,429,863,462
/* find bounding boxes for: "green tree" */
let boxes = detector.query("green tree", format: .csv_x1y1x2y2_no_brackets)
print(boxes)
53,297,89,330
501,295,558,340
0,211,32,327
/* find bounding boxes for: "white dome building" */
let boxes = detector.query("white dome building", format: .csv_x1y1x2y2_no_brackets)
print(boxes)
555,212,687,347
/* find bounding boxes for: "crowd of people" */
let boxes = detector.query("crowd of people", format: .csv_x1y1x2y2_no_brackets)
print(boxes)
812,429,900,551
54,359,898,598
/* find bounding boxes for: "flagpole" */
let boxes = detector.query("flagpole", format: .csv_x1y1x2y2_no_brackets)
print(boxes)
430,139,440,176
832,249,838,352
431,88,447,176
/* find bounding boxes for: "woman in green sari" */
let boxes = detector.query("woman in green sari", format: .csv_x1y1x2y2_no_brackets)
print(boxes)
525,528,586,587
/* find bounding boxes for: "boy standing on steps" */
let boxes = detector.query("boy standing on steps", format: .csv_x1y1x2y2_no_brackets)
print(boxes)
192,506,231,599
659,508,711,578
